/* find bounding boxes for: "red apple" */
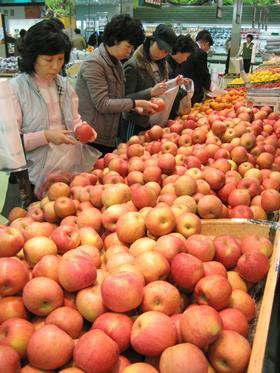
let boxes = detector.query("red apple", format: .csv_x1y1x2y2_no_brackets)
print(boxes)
76,285,107,323
141,280,181,315
32,254,60,282
0,226,24,258
208,330,251,373
194,275,232,311
135,251,170,283
159,342,208,373
229,289,256,321
92,312,133,352
53,197,76,218
213,235,241,269
176,212,201,238
74,329,119,373
237,251,269,283
130,311,177,357
0,345,21,373
23,236,58,268
27,324,74,370
241,234,272,257
45,306,83,339
197,195,223,219
116,212,146,244
0,296,27,323
185,234,215,262
171,253,204,291
47,182,70,200
203,261,227,278
181,304,222,348
23,277,64,316
0,257,29,296
145,206,176,237
219,308,248,337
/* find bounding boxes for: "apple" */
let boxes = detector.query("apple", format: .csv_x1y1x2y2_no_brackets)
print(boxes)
130,184,157,209
74,329,119,373
92,312,133,352
229,289,256,321
58,251,97,292
229,205,254,219
101,271,144,312
79,226,103,249
130,311,177,357
0,257,29,296
159,342,208,373
45,306,83,339
176,212,201,238
116,212,146,244
228,188,251,207
208,330,251,373
237,177,261,198
171,253,204,291
122,362,158,373
174,175,197,197
0,296,27,323
154,234,185,263
237,251,269,283
227,271,247,292
23,236,58,268
213,235,241,269
241,234,272,258
261,189,280,213
27,325,74,370
0,226,24,258
219,308,248,337
53,197,76,218
0,345,21,373
141,280,181,316
76,285,107,322
47,182,71,200
102,183,131,207
203,260,227,278
158,153,176,174
0,317,34,358
194,275,232,311
143,166,162,183
145,206,176,237
135,251,170,283
185,234,215,262
197,195,223,219
8,207,27,223
202,167,225,190
181,304,222,348
32,254,60,282
23,277,64,316
76,207,102,232
106,252,135,273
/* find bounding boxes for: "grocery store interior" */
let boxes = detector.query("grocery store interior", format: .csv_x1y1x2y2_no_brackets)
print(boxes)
1,0,280,372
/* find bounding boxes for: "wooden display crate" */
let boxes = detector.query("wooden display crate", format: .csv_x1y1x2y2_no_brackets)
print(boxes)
201,219,280,373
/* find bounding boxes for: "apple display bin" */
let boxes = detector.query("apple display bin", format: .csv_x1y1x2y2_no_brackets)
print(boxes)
201,218,280,373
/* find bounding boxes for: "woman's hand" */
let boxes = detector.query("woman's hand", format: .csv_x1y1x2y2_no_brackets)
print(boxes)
151,82,168,97
175,75,185,86
135,100,158,115
44,130,77,145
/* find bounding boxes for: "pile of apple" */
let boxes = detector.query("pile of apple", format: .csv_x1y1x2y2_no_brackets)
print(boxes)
1,89,280,372
0,179,273,372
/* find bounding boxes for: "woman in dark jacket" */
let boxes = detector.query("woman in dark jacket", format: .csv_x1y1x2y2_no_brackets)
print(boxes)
122,24,177,140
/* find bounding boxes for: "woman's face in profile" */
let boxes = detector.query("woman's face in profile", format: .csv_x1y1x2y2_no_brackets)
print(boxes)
150,41,169,61
114,41,134,60
34,53,65,80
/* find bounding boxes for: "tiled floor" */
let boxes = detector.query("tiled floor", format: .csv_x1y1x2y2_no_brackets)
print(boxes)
0,172,9,224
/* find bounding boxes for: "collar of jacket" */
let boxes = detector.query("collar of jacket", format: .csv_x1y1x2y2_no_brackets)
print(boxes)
99,43,119,68
24,73,67,97
133,44,169,82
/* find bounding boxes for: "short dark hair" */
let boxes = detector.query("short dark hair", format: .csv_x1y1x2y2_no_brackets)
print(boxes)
19,29,26,38
172,35,196,55
103,14,145,48
246,34,254,41
19,20,72,74
196,30,214,46
74,28,81,34
47,17,65,30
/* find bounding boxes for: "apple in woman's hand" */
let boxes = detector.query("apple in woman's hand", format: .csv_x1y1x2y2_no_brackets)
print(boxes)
75,123,96,143
151,97,166,113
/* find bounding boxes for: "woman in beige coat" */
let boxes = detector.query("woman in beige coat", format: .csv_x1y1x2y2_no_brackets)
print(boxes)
76,15,157,155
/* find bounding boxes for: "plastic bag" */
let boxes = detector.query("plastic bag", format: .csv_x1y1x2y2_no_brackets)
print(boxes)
0,79,27,171
35,142,101,198
178,93,192,115
149,78,179,127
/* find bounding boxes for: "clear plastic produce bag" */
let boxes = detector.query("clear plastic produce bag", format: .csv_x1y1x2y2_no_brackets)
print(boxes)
35,142,101,198
149,78,179,127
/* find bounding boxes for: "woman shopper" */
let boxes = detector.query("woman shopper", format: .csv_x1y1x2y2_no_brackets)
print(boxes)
121,24,178,140
75,14,157,155
239,34,254,74
2,19,97,215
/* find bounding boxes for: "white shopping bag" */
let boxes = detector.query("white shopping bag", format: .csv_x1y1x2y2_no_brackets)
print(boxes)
149,78,179,127
0,79,27,171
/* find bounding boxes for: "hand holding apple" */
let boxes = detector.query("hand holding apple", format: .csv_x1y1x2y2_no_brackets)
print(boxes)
75,123,97,143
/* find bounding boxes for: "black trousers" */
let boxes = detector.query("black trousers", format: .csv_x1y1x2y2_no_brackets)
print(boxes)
243,59,251,74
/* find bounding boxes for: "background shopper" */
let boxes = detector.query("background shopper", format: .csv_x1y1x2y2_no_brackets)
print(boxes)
75,14,157,155
239,34,254,73
71,28,87,50
180,29,213,105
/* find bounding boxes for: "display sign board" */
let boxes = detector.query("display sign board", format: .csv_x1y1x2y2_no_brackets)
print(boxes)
144,0,162,7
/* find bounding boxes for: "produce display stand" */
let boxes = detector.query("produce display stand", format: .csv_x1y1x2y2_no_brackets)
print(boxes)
201,219,280,373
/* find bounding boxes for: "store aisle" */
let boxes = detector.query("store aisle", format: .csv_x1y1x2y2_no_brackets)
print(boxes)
0,172,9,224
